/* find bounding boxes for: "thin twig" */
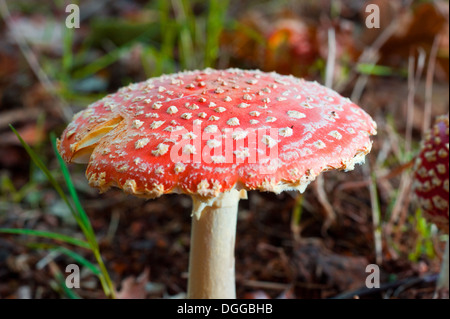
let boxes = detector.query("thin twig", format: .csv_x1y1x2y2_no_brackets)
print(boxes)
364,161,383,265
331,273,438,299
423,35,441,134
405,49,426,155
387,51,425,238
347,1,413,102
335,159,414,193
325,28,336,89
311,28,337,232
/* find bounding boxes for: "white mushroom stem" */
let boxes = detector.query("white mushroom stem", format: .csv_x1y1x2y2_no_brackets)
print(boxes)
187,189,247,299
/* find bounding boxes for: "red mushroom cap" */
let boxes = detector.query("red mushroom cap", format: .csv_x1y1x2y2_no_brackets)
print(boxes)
58,68,377,199
412,115,449,232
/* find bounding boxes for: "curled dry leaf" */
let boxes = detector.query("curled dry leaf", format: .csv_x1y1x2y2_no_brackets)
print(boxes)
116,268,150,299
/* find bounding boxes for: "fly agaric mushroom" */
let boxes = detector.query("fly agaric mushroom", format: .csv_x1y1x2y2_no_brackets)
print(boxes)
57,68,377,299
412,114,449,292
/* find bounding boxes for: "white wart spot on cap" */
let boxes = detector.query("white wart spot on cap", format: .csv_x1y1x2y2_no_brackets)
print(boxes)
152,102,162,109
152,143,169,156
289,168,299,176
301,102,313,109
204,125,218,133
132,120,144,129
164,125,183,132
438,149,448,158
237,103,250,109
150,121,165,129
183,144,196,154
211,155,226,163
266,117,277,123
288,110,306,119
234,148,250,159
82,109,94,119
249,111,260,117
167,106,178,115
132,96,144,102
328,130,342,140
214,107,226,113
181,113,192,120
123,179,137,193
313,140,326,149
209,115,220,121
262,135,277,148
279,127,293,137
436,164,447,174
116,164,129,172
207,139,221,148
182,132,197,140
174,163,186,174
227,118,240,126
232,130,248,140
135,138,150,149
433,196,448,210
187,104,199,110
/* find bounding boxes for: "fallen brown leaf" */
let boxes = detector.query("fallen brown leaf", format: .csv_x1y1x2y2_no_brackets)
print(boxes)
116,268,150,299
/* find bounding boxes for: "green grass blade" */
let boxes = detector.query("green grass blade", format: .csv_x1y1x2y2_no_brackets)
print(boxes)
62,26,74,81
53,246,102,276
0,228,90,249
357,63,396,77
50,133,97,249
205,0,229,67
158,0,176,75
71,46,130,80
56,274,82,299
9,125,92,244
